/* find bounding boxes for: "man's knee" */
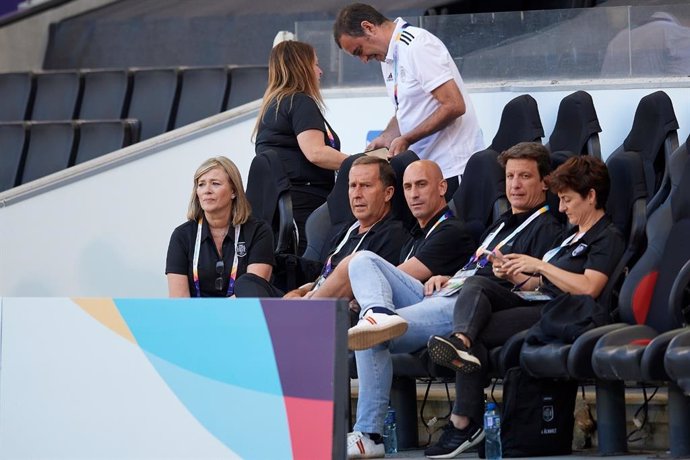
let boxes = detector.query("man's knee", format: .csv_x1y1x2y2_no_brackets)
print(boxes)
348,250,379,275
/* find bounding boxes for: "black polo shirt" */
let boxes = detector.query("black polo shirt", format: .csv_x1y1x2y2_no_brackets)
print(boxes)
540,214,625,298
255,92,338,199
327,213,409,269
166,215,275,297
400,207,475,276
476,202,564,288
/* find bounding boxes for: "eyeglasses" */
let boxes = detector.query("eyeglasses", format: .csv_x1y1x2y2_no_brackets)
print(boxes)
215,260,225,292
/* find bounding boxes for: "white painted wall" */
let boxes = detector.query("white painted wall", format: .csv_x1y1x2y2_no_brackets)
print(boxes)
1,83,688,297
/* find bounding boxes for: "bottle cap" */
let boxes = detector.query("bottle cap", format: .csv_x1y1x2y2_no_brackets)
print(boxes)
487,402,497,410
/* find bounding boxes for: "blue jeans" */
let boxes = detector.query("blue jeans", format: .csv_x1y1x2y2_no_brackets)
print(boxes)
348,251,456,433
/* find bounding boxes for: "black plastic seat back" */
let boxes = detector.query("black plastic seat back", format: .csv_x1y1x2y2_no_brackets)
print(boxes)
0,122,27,191
19,121,76,184
489,94,544,153
174,67,230,129
0,72,33,122
127,68,180,140
246,150,297,255
303,203,332,262
599,149,649,311
30,71,81,121
73,119,140,165
226,66,268,110
389,150,420,231
547,90,602,161
326,153,364,229
617,135,690,333
623,91,679,214
451,148,507,245
79,69,131,119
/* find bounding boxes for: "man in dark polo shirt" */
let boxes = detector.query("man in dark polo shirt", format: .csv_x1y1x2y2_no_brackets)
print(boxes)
234,155,408,298
346,143,564,459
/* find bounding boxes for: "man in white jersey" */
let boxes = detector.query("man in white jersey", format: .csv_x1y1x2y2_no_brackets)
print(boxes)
334,3,485,197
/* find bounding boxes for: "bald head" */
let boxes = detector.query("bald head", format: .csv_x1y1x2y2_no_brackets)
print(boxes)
402,160,448,228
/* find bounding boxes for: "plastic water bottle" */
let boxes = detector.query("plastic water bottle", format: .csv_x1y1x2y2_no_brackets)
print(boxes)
382,406,398,454
484,402,502,460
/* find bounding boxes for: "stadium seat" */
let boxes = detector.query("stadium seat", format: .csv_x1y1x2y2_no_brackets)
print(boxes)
0,122,27,191
547,90,602,168
245,149,297,256
591,136,690,457
29,70,81,121
73,119,141,165
173,66,230,129
666,327,690,395
488,94,544,153
0,72,33,122
611,91,679,215
388,150,420,231
78,69,131,119
226,65,268,110
19,121,76,184
450,148,508,245
126,68,180,140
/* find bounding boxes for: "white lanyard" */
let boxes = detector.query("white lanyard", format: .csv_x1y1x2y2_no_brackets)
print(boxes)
192,219,241,297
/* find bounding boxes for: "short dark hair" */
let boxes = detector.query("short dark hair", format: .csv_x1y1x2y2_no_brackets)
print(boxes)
333,3,388,48
351,155,396,188
497,142,551,179
546,156,610,209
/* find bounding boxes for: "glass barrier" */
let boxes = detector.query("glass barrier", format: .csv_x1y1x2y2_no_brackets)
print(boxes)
295,4,690,87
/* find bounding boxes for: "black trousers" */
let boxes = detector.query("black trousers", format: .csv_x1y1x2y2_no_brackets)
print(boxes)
234,273,284,298
451,276,543,423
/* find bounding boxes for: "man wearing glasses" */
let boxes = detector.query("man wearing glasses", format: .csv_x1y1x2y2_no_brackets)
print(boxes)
343,143,563,459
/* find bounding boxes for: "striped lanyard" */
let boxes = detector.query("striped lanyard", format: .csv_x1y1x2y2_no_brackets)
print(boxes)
404,210,453,262
542,228,585,263
463,205,550,270
324,121,336,148
192,218,241,297
312,221,371,291
392,22,410,111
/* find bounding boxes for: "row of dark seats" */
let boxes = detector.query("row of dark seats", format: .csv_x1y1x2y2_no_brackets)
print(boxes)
0,65,268,192
246,89,689,453
0,119,139,191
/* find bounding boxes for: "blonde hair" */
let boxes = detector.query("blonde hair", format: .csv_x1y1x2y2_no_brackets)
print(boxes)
253,41,323,140
186,156,252,226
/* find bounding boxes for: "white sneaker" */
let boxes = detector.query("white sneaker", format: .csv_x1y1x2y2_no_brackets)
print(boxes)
348,310,408,350
347,431,385,459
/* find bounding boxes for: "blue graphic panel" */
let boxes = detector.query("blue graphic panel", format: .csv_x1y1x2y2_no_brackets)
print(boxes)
115,298,283,395
146,353,292,459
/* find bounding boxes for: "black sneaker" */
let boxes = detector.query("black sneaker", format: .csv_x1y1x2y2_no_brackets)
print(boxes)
427,335,482,374
424,420,485,459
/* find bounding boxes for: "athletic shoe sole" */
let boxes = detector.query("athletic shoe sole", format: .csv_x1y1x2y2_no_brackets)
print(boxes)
427,336,481,374
425,428,485,459
348,318,408,351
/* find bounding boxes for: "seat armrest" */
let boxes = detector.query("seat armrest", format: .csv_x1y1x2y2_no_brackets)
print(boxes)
566,323,628,379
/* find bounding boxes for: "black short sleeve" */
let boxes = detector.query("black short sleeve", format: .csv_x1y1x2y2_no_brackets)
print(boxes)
406,214,475,276
245,218,276,267
166,221,194,275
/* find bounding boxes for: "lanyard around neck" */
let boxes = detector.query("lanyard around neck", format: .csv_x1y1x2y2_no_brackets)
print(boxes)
463,205,550,270
542,228,585,263
392,21,409,111
404,209,453,262
192,219,241,297
324,121,336,148
312,221,376,291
